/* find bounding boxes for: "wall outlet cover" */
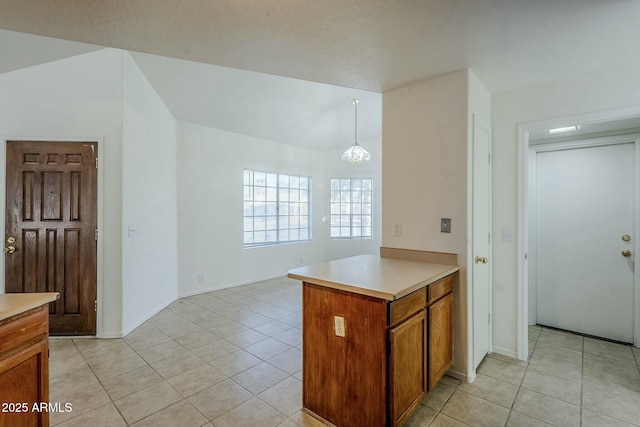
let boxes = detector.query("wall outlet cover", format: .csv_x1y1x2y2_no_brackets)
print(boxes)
441,218,451,233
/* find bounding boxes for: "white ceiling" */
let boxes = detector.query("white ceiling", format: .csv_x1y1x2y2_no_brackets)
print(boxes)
1,0,639,151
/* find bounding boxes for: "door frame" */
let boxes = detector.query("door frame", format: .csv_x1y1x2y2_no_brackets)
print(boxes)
516,106,640,359
529,135,638,339
1,136,105,337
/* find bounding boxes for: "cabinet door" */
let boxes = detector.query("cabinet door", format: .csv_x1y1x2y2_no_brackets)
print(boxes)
429,293,453,388
389,310,427,427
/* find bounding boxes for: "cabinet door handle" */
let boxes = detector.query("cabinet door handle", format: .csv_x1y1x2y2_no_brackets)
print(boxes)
622,250,632,258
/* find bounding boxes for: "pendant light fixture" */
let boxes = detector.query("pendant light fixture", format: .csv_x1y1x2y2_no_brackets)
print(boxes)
341,99,371,163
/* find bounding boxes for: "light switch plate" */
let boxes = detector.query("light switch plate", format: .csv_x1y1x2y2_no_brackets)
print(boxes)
441,218,451,233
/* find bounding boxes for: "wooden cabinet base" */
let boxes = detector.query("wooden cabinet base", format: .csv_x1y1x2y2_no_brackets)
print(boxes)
302,273,454,427
0,306,51,427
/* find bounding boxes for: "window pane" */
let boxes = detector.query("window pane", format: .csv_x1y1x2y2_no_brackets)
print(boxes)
243,202,253,216
279,216,289,229
290,176,299,189
254,172,266,186
244,170,311,248
266,230,278,242
266,202,277,215
266,216,277,230
329,177,373,240
266,173,278,187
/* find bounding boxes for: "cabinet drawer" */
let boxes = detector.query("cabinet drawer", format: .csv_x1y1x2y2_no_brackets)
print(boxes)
389,288,427,327
0,307,48,357
428,275,453,305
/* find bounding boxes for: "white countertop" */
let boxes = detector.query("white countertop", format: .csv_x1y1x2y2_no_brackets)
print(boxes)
288,255,458,300
0,292,59,322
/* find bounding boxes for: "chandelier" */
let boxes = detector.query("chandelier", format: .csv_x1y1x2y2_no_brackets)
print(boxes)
341,99,371,163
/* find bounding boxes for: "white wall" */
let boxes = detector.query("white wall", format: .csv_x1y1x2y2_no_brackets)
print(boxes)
382,70,470,376
0,49,124,336
491,62,640,354
176,122,329,296
121,52,178,334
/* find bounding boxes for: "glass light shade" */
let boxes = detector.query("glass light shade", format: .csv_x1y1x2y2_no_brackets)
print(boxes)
341,143,371,164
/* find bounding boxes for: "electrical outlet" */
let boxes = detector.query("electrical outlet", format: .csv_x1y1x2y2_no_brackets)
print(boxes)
334,316,345,337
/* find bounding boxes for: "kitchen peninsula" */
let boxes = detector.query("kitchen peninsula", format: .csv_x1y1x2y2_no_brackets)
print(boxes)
288,248,458,427
0,292,59,427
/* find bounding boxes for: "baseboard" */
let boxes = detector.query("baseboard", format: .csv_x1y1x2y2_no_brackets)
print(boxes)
446,368,475,383
121,295,175,337
491,345,519,359
178,272,288,298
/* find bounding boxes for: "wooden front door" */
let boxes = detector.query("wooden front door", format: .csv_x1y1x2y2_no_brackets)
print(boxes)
5,141,97,335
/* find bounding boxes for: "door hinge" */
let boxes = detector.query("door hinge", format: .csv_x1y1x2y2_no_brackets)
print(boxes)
95,228,98,241
488,313,491,324
94,300,97,312
96,157,98,169
488,153,491,163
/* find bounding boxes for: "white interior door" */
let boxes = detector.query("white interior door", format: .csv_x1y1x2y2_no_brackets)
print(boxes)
535,141,634,343
472,118,491,368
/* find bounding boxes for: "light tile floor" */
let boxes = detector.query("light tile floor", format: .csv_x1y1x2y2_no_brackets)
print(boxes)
49,277,640,427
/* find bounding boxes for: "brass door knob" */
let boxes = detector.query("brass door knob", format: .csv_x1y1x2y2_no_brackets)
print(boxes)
3,246,15,254
475,256,488,264
622,250,632,258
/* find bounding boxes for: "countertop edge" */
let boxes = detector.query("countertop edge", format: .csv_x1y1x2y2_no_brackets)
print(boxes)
288,265,459,301
0,292,60,322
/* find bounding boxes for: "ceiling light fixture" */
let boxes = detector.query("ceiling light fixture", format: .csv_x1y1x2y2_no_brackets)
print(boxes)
547,125,579,134
341,99,371,164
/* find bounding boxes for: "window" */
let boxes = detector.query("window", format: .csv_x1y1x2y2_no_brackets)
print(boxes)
330,178,372,239
243,170,311,247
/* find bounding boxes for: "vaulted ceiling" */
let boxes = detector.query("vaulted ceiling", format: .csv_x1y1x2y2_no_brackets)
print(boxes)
1,0,639,150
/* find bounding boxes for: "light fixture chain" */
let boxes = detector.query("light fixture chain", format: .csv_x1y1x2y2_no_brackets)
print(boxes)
354,99,358,145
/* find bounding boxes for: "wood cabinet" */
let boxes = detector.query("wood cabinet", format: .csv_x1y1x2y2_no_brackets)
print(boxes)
0,294,57,427
389,309,427,427
427,274,454,388
301,273,455,427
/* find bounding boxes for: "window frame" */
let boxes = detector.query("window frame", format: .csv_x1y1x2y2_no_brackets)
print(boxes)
329,177,373,240
243,170,312,248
